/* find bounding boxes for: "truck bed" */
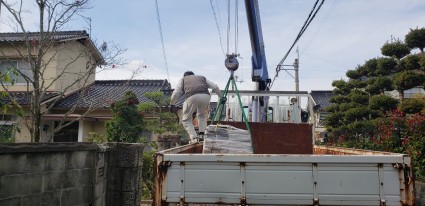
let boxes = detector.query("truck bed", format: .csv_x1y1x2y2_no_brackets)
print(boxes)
153,143,414,206
153,123,415,205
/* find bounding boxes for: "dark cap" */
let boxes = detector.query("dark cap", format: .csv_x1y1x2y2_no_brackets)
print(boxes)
183,71,194,77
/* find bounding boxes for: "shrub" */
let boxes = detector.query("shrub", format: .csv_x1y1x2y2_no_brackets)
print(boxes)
106,91,144,143
142,150,155,199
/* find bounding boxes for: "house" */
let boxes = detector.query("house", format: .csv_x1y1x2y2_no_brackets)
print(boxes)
1,30,106,142
385,87,425,99
0,30,103,93
0,91,60,141
0,31,184,145
41,79,174,143
308,90,334,143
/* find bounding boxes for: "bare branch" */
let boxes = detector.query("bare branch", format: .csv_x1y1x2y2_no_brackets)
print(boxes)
1,0,128,142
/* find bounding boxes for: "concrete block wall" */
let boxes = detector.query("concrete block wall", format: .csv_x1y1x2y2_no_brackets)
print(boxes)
0,142,144,206
106,143,143,206
94,145,108,206
0,143,101,206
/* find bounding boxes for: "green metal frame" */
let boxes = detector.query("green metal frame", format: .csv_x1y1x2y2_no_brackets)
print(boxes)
211,74,252,137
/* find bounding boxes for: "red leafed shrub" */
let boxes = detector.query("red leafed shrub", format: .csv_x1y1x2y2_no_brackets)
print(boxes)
375,109,425,181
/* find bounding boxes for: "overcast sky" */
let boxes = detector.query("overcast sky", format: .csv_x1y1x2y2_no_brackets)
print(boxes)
2,0,425,93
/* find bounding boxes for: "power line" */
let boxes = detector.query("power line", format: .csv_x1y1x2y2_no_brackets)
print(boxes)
269,0,325,89
301,0,338,54
277,0,324,66
210,0,226,56
303,51,349,69
154,0,170,83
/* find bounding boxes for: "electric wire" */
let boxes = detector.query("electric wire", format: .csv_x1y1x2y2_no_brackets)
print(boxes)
270,0,323,89
269,0,325,89
210,0,226,56
154,0,170,83
215,0,223,26
301,0,338,54
278,0,323,66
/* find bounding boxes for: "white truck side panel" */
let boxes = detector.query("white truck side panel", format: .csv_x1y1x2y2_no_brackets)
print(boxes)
160,154,410,205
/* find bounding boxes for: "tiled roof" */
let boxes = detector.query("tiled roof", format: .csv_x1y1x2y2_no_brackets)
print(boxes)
0,30,104,64
310,90,334,111
52,80,178,109
0,30,89,42
1,91,59,105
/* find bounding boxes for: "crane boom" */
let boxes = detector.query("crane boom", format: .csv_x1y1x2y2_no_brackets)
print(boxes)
245,0,269,89
245,0,270,122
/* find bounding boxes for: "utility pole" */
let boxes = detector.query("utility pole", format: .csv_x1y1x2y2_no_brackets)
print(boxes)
277,57,300,91
295,46,300,92
294,58,299,92
295,47,300,103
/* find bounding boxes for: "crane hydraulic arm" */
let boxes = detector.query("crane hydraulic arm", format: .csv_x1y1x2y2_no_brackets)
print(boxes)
245,0,270,122
245,0,269,90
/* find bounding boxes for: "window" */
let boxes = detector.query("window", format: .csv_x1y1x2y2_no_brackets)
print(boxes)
0,124,16,142
0,114,13,121
0,115,17,142
53,121,79,142
0,60,32,84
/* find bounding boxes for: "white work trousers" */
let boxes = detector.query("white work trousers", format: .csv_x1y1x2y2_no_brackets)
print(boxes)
182,93,211,141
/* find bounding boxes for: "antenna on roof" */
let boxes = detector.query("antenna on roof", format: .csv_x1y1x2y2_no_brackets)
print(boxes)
101,42,107,52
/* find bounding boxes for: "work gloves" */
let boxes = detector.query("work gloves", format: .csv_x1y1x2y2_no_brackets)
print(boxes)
169,105,177,113
220,97,227,104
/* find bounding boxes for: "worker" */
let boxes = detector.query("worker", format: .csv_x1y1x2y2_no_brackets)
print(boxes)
170,71,225,143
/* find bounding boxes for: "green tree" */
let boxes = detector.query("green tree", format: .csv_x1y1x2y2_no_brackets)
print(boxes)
348,90,369,105
346,70,362,80
369,95,398,117
0,71,24,142
381,40,410,60
400,54,422,71
326,79,373,140
138,91,186,137
362,58,379,77
325,29,425,181
348,79,367,89
393,71,425,100
137,91,187,199
376,57,398,75
399,98,425,114
344,106,370,122
420,55,425,69
331,80,351,95
105,91,144,143
366,77,394,95
405,27,425,53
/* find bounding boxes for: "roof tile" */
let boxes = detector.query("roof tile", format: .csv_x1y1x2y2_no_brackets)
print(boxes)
1,91,59,105
310,90,334,111
52,79,181,109
0,31,89,42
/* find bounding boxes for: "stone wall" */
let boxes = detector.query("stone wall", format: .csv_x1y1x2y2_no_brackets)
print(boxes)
0,142,143,206
417,181,425,206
